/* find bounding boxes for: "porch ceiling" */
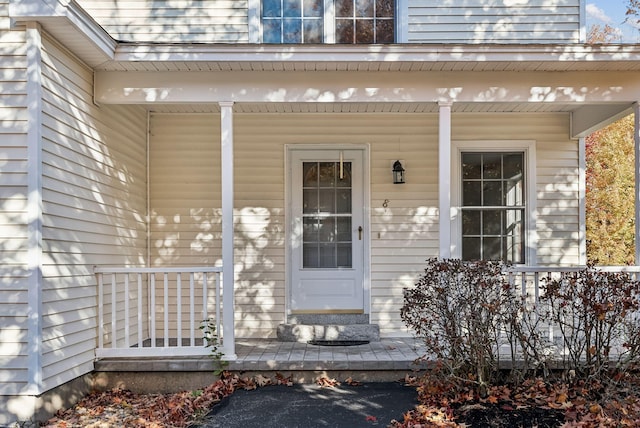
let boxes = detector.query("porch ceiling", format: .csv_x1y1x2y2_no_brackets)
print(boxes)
147,101,631,137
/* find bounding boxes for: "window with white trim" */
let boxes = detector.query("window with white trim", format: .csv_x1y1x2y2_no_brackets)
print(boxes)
460,152,526,263
261,0,395,44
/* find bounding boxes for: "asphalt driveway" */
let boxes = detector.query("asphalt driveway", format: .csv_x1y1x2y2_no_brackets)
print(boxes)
195,382,418,428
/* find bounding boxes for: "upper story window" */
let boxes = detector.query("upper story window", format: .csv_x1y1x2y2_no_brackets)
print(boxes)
263,0,324,43
336,0,394,44
262,0,395,44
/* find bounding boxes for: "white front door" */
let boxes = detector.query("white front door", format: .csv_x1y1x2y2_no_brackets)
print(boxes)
289,148,366,313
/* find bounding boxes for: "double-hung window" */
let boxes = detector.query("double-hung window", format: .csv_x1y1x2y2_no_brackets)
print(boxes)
262,0,395,44
459,151,527,263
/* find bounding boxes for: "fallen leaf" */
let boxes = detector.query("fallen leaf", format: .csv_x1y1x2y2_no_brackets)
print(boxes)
404,374,418,386
275,372,294,386
255,374,272,387
316,377,340,388
345,377,362,386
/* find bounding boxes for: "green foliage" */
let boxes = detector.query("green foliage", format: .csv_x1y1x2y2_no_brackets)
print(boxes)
199,318,229,376
586,115,635,265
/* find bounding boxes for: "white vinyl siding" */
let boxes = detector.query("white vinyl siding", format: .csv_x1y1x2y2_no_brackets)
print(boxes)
237,114,437,337
375,113,578,335
148,112,578,338
149,113,287,339
406,0,581,44
148,114,222,339
0,11,29,396
39,36,147,391
76,0,249,43
76,0,580,45
452,113,580,266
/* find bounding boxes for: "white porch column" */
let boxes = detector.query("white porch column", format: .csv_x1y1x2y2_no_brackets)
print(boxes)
579,137,587,265
219,102,236,359
26,21,44,395
439,102,453,259
635,102,640,265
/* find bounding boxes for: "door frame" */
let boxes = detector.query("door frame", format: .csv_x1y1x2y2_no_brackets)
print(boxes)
285,144,371,316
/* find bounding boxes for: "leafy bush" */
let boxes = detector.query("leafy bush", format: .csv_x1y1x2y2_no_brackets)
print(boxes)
400,258,517,391
541,267,640,380
401,259,640,391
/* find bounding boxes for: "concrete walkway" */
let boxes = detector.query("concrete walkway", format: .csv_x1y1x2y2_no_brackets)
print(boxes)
227,337,427,372
94,337,429,384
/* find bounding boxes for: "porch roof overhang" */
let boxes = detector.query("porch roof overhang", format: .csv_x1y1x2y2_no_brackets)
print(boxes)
100,47,639,138
10,0,640,137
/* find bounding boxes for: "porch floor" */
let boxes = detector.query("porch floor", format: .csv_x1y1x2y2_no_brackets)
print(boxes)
94,337,428,373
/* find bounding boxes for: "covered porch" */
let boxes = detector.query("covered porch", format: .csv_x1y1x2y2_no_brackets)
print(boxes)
86,44,640,364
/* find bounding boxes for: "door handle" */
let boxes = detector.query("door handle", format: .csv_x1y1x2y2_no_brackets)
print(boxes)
358,226,363,240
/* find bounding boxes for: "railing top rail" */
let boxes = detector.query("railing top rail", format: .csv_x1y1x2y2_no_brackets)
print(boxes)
94,266,223,274
506,265,640,273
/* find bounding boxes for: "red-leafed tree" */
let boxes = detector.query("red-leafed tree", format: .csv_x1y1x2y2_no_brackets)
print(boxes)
627,0,640,25
587,24,621,44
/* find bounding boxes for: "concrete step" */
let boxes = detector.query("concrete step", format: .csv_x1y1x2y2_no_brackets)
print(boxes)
277,323,380,342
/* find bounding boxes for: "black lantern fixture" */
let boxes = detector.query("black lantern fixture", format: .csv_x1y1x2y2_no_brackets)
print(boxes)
392,160,405,184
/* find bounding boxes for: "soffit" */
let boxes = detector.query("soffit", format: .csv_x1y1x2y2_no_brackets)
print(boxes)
9,0,116,67
98,44,640,73
146,102,583,114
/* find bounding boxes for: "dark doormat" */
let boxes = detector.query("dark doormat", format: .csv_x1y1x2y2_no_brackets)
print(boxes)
308,339,370,346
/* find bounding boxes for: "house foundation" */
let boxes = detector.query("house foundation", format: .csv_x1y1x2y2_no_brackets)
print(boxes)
0,374,97,427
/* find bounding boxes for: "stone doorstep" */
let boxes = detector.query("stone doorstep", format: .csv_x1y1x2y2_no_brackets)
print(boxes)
276,323,381,342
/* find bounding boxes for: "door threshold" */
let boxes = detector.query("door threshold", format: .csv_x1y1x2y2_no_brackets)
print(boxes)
291,310,364,315
308,339,370,346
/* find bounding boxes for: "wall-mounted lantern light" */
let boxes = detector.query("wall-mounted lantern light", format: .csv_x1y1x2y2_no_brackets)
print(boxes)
392,160,405,184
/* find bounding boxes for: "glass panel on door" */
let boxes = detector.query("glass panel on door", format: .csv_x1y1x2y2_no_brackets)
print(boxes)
302,161,352,268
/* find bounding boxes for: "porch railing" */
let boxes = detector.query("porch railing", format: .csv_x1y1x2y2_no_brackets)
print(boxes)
94,266,223,358
93,265,640,360
505,265,640,352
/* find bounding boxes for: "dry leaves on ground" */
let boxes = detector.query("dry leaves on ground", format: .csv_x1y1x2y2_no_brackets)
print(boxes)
43,370,640,428
316,376,341,388
43,372,294,428
390,373,640,428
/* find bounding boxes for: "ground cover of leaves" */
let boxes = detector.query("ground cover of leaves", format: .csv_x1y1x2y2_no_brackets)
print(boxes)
44,372,640,427
394,372,640,427
43,372,291,428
